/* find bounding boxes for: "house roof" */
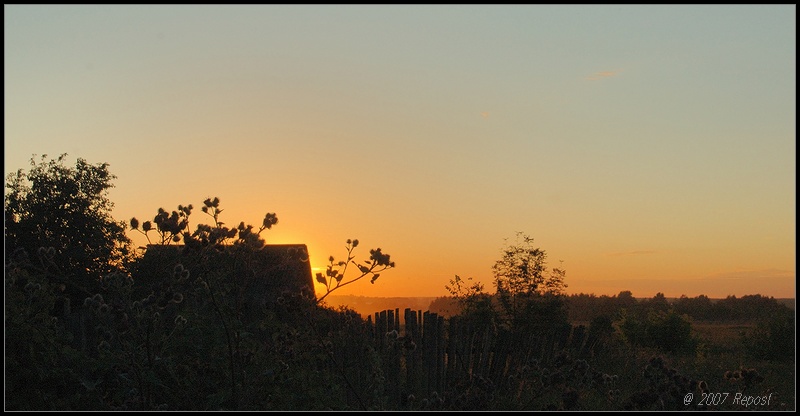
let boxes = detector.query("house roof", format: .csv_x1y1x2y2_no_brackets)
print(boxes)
133,244,315,301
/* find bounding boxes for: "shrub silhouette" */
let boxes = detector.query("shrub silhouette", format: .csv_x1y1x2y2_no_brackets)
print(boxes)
618,307,697,355
492,232,567,330
315,238,396,304
645,309,697,355
5,154,133,304
743,308,794,361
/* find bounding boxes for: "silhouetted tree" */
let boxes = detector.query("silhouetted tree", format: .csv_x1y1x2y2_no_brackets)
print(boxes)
646,292,670,312
492,232,568,331
673,294,713,320
645,309,697,355
616,290,637,310
567,293,623,322
445,274,495,327
4,154,132,302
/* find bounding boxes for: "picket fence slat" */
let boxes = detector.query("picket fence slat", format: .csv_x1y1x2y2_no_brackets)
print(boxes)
331,308,592,409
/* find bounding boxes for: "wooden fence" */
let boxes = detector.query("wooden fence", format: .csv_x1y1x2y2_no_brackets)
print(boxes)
59,300,601,410
351,308,597,409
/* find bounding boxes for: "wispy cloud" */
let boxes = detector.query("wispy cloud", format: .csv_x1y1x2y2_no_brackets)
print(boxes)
586,70,620,81
606,250,657,257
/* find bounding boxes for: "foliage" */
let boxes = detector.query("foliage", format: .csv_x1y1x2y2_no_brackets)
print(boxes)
673,294,713,319
569,291,794,324
712,294,793,321
130,197,278,249
4,154,133,301
5,247,88,410
618,307,698,355
441,233,571,338
445,275,494,325
642,292,670,312
132,198,395,305
584,314,615,356
645,309,698,355
315,239,396,304
742,307,795,361
491,232,568,332
129,198,302,409
492,232,567,298
616,308,647,349
566,291,635,323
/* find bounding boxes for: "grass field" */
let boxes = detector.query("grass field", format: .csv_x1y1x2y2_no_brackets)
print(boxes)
654,322,793,411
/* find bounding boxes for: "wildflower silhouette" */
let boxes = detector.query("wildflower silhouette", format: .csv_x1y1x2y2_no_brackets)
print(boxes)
315,238,396,304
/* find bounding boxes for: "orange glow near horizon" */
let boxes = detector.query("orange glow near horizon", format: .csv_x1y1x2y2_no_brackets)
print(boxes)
125,218,795,301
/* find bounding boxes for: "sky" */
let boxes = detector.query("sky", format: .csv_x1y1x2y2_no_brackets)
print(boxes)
4,5,796,302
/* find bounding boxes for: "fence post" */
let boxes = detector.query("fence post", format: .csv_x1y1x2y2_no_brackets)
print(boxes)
404,308,420,398
366,314,374,342
386,309,402,408
436,314,445,394
422,311,435,394
446,315,458,384
377,311,387,349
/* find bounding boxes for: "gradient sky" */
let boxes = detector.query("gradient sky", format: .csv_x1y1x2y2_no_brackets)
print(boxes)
5,5,796,302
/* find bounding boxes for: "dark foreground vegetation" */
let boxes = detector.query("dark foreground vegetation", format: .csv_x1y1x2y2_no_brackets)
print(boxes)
5,155,795,411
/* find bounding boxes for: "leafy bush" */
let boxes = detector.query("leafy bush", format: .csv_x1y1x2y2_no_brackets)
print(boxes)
5,247,89,410
646,309,697,355
618,308,697,355
742,308,794,361
5,154,133,304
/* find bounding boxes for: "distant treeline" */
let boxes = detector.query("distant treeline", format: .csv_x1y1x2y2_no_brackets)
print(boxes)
428,292,794,323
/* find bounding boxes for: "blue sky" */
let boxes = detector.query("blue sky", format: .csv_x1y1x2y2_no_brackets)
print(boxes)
5,5,795,299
